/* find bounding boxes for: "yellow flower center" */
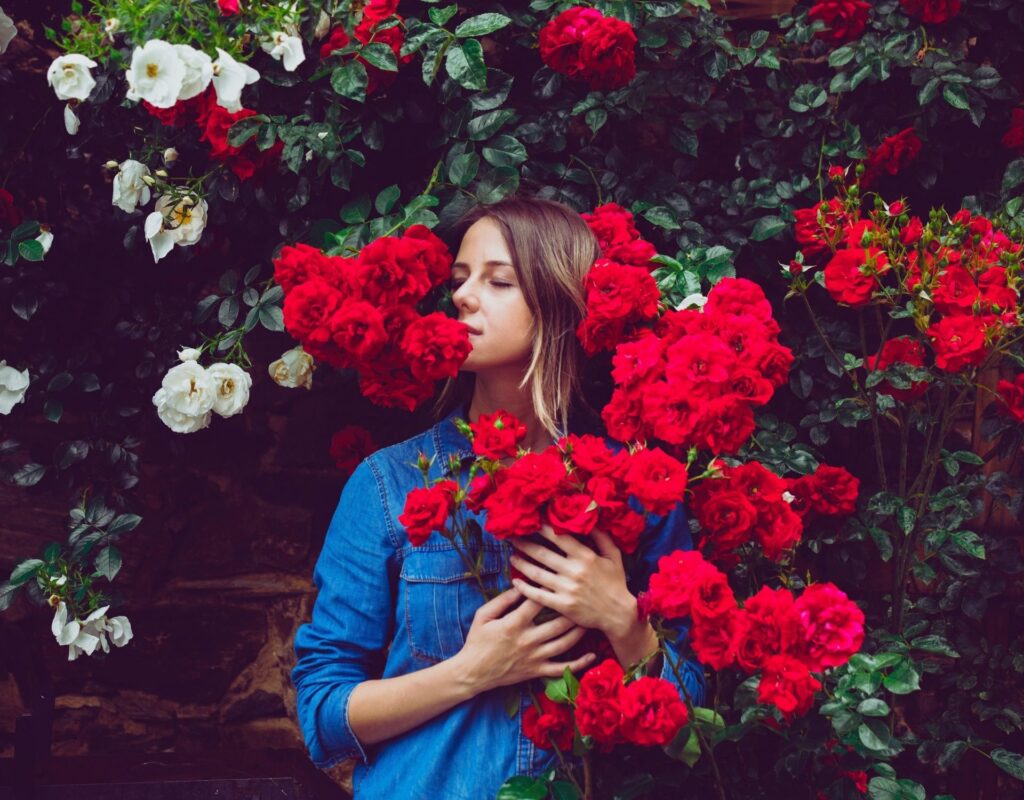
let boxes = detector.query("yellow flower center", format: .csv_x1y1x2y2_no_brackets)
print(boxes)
146,63,159,78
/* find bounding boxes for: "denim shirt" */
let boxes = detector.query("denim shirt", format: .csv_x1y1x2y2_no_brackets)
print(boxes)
291,408,705,799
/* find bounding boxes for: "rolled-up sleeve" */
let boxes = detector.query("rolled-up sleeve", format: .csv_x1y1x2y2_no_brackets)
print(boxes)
633,502,707,707
292,458,397,768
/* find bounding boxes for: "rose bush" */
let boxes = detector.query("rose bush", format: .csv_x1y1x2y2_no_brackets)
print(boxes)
2,0,1024,797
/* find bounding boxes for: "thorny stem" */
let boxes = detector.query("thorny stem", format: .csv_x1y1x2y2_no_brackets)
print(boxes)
860,312,889,491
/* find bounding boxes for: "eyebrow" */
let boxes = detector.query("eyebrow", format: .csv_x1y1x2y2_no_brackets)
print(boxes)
450,259,515,270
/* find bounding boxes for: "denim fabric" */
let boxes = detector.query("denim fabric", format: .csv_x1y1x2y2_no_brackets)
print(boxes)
292,408,705,799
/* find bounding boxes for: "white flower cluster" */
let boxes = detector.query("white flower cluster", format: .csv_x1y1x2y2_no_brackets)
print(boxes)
51,601,133,661
152,347,252,433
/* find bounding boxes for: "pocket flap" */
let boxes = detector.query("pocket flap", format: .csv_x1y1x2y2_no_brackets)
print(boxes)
400,546,504,582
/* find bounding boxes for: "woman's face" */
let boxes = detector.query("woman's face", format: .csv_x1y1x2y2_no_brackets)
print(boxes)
451,217,535,375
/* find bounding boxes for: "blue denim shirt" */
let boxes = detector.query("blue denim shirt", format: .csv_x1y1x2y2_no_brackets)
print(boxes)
291,408,705,799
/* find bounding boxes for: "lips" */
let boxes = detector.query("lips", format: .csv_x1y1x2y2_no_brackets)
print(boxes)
462,323,482,335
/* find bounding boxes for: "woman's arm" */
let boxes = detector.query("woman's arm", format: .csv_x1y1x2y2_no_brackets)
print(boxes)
349,587,596,746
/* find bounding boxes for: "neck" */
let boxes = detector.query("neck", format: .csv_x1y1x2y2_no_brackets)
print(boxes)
466,368,552,453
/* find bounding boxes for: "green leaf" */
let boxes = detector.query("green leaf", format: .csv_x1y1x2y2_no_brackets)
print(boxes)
942,83,970,111
910,634,959,658
361,42,398,72
828,46,856,67
897,505,916,535
868,777,926,800
428,4,458,25
858,721,890,752
750,215,786,241
10,559,44,587
951,530,985,559
667,728,702,767
56,440,89,470
259,305,285,331
1002,158,1024,194
446,39,487,91
857,698,891,717
107,513,142,536
375,185,401,215
882,661,920,695
544,676,570,704
47,372,73,392
550,780,579,800
496,776,547,800
455,13,512,37
95,546,122,581
0,581,16,612
18,239,45,262
331,61,368,102
11,463,46,487
467,109,515,141
449,152,480,187
227,115,265,147
340,196,371,224
481,135,527,168
642,206,680,230
585,108,608,134
991,748,1024,781
476,166,520,203
917,77,940,106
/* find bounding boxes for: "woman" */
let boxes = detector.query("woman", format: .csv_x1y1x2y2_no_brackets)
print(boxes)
291,197,704,798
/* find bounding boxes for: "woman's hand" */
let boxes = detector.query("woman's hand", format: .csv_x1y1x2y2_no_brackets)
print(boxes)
451,586,596,695
509,526,660,669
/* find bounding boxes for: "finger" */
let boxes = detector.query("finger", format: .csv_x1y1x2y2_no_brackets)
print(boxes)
475,586,522,621
510,539,569,572
506,596,543,625
512,578,564,614
540,651,597,678
591,529,621,559
535,625,587,660
524,613,577,645
509,554,566,592
538,524,590,557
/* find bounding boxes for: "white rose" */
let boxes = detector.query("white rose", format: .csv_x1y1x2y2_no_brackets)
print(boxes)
63,103,80,135
128,39,185,109
0,359,30,414
268,345,314,389
46,54,98,101
211,47,260,112
144,193,208,262
152,360,214,433
104,615,133,649
207,362,252,418
111,159,152,213
51,602,102,661
1,8,18,55
163,147,179,165
177,346,202,362
174,44,212,101
262,31,305,72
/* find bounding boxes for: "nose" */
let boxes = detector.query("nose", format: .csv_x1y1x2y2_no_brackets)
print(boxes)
452,278,479,313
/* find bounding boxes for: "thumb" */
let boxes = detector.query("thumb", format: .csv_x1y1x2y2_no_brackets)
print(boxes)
475,585,522,621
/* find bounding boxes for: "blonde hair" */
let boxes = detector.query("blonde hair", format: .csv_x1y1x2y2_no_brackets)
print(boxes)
436,196,601,438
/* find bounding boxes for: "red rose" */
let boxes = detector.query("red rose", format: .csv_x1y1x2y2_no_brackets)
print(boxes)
757,654,822,721
704,278,774,323
611,332,665,387
808,0,871,44
200,100,282,180
927,315,989,372
330,299,387,363
753,498,804,560
563,433,623,479
470,410,528,459
824,247,889,306
810,465,860,516
756,342,795,389
900,216,925,247
0,188,21,230
353,1,412,95
143,91,208,126
358,357,434,412
401,224,454,289
577,260,661,355
217,0,239,14
624,447,689,516
355,235,432,306
862,128,922,189
996,374,1024,423
582,202,640,251
275,243,345,295
602,386,648,443
399,480,458,546
793,198,852,257
794,582,865,671
644,549,727,621
598,503,645,554
607,239,657,267
619,677,689,746
643,382,700,445
932,265,980,316
664,334,737,393
482,485,543,540
843,770,869,794
577,15,638,91
688,568,739,624
503,449,570,505
899,0,961,24
319,27,351,59
1002,108,1024,153
545,491,599,536
692,396,756,455
693,489,758,556
574,658,625,744
400,313,471,382
735,586,801,674
329,425,376,475
690,608,747,670
283,278,345,348
522,694,575,751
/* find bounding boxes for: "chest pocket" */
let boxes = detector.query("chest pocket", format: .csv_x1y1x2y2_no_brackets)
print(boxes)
400,545,506,664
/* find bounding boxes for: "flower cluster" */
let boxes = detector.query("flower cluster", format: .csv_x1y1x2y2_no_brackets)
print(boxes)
151,347,252,433
581,203,657,268
807,0,871,45
600,278,793,455
276,227,470,411
522,659,689,752
538,7,637,91
792,181,1023,376
51,601,133,661
319,0,412,96
691,461,858,564
641,550,865,721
